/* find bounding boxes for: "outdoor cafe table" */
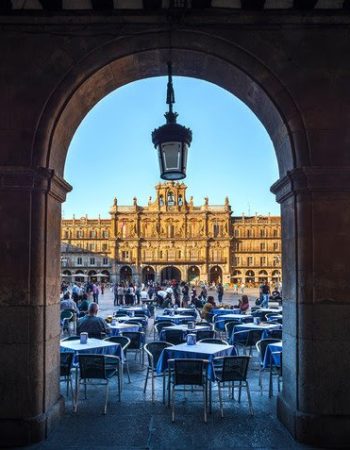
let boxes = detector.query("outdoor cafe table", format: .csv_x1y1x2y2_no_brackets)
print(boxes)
163,307,197,317
117,316,148,327
159,324,212,341
155,314,194,324
230,322,282,344
263,341,282,369
212,308,241,315
156,342,237,381
214,314,253,331
267,314,283,322
116,306,150,317
60,338,124,362
107,322,140,336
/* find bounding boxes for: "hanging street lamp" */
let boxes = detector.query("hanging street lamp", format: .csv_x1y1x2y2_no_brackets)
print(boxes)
152,62,192,180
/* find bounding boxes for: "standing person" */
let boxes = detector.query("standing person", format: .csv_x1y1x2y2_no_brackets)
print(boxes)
92,283,99,304
166,284,174,305
233,283,238,295
216,283,224,303
135,284,141,305
261,281,270,308
182,283,190,307
117,284,124,305
101,283,105,295
199,285,208,303
113,283,118,306
240,282,245,294
148,283,154,300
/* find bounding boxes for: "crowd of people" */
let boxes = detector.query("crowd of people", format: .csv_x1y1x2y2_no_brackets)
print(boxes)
60,278,282,336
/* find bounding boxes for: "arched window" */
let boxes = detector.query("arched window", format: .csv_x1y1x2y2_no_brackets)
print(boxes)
167,191,175,206
159,195,164,206
178,195,183,206
234,229,239,237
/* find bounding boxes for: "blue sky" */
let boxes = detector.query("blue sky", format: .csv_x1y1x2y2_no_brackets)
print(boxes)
63,76,280,218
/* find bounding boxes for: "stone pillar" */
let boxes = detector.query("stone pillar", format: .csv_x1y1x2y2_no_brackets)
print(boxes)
0,167,71,446
271,167,350,446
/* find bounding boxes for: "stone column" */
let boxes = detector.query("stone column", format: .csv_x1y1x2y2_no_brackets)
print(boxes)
0,167,71,446
271,167,350,446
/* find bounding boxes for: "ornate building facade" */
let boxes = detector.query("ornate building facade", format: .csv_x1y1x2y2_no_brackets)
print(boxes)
61,182,281,285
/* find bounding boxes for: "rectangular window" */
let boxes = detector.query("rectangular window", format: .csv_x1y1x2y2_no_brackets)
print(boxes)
260,229,265,237
261,257,266,266
102,243,108,251
77,257,82,265
89,243,95,251
89,257,95,265
90,231,96,238
76,230,83,238
102,230,109,238
260,243,266,251
121,251,129,259
247,257,253,266
64,230,69,239
273,242,279,251
103,257,108,265
273,229,278,237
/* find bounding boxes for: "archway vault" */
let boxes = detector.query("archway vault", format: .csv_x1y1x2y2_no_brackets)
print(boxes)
33,30,307,180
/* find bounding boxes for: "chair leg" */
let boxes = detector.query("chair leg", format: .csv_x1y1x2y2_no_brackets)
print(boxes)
73,380,80,413
84,380,87,399
151,370,155,403
162,371,166,404
143,368,149,393
125,360,131,383
171,385,175,422
104,382,109,415
246,382,254,416
118,367,121,402
203,386,207,423
269,368,273,398
238,381,242,403
218,382,223,418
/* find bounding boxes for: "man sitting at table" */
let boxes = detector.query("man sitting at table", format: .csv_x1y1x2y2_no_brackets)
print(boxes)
77,302,110,336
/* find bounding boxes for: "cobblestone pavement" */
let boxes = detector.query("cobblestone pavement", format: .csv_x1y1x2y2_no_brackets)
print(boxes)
24,290,320,450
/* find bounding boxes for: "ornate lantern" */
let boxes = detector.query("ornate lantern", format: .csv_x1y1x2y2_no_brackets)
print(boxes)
152,62,192,180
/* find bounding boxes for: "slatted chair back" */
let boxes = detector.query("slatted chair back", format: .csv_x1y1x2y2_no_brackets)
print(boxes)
163,329,185,345
256,338,282,363
144,341,173,368
60,352,74,376
173,359,206,386
220,356,250,382
195,330,215,341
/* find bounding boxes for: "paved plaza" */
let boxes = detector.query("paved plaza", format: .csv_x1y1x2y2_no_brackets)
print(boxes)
25,290,318,450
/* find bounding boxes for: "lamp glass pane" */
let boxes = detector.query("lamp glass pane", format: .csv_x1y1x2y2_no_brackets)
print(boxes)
161,142,181,170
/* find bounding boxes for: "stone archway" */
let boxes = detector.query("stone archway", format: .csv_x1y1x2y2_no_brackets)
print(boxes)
120,265,132,283
3,19,349,447
209,265,223,284
160,266,181,283
188,265,200,284
142,265,155,283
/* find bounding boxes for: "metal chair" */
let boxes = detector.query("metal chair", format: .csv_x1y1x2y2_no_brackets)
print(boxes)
269,351,282,398
213,355,253,417
256,338,282,393
60,352,74,399
121,331,145,365
266,329,282,340
60,310,73,336
168,358,208,423
224,320,240,342
74,354,121,414
61,335,80,341
163,329,185,345
195,329,215,341
144,341,173,402
198,338,228,345
154,321,174,339
123,319,143,331
232,329,264,355
87,331,107,340
104,336,131,383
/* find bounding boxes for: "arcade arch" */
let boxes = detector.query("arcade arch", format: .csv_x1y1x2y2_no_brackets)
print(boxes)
6,24,339,448
160,266,181,283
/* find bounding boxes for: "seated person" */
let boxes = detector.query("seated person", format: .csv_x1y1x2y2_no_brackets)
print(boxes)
234,295,249,313
201,296,216,321
60,292,79,314
78,293,90,314
77,302,109,336
270,289,282,301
